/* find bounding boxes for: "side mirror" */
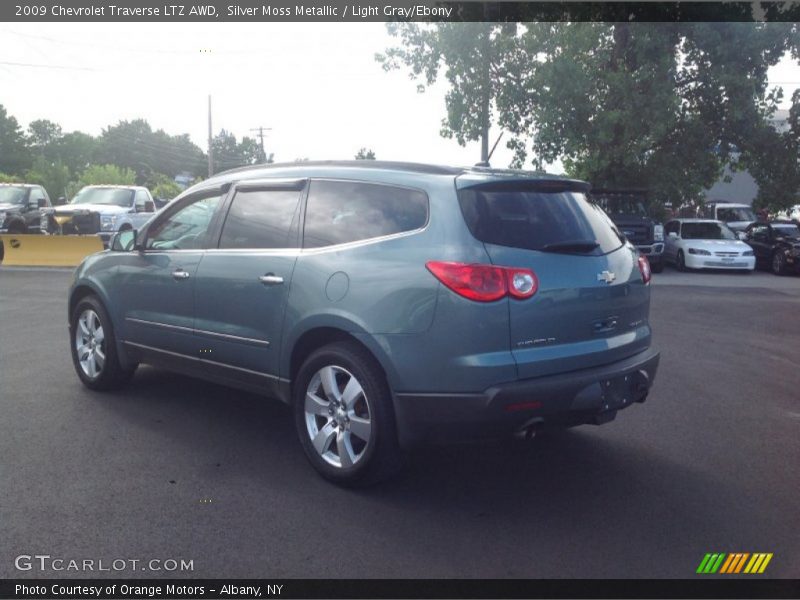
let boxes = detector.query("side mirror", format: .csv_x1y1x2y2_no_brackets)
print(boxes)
57,196,66,205
668,232,678,239
110,229,138,252
144,200,155,212
37,199,47,208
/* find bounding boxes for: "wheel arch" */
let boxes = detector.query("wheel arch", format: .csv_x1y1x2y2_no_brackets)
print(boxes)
283,320,400,402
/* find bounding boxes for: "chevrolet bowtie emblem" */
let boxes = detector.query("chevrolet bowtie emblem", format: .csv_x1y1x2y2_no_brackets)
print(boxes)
597,271,616,284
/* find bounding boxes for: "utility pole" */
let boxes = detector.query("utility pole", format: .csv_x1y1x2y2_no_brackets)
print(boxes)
249,126,272,163
207,95,214,177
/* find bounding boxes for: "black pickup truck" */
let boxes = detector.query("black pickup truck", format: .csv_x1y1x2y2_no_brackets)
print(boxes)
0,183,56,234
590,188,665,273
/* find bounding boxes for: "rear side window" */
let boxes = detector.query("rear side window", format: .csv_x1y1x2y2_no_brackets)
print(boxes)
458,186,623,254
304,180,428,249
219,189,302,249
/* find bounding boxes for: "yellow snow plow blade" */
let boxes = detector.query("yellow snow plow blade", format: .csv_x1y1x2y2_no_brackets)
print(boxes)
0,234,104,267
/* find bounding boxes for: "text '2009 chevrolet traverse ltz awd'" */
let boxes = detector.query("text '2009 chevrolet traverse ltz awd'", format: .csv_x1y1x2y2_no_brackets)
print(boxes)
68,161,659,485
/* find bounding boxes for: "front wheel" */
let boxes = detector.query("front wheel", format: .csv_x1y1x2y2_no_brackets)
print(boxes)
293,341,402,486
676,250,688,272
772,251,787,276
69,295,136,390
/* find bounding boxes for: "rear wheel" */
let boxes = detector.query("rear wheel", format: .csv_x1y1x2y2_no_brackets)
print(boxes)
294,341,402,486
69,295,136,390
772,251,787,276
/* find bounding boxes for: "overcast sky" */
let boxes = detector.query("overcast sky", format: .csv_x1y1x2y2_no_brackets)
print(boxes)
1,22,799,173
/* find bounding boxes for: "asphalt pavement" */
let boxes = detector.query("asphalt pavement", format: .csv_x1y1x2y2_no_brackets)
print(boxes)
1,266,799,579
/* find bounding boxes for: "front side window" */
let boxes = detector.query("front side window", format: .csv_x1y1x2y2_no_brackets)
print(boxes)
146,193,222,250
303,180,428,249
219,189,302,249
772,224,800,239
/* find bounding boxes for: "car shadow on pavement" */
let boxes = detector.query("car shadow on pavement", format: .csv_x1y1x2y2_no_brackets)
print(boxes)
90,366,780,578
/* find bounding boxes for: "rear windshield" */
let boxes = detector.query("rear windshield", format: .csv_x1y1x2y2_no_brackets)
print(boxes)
457,186,623,254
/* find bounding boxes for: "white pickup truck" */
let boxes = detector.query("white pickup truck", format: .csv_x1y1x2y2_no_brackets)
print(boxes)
51,185,157,245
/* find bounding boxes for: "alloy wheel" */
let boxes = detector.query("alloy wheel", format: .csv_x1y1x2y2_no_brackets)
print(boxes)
74,309,105,379
304,365,372,469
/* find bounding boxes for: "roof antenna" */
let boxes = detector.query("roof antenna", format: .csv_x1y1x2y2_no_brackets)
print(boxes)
475,131,504,168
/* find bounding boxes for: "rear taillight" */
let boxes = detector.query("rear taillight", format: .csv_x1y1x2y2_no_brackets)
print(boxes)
426,261,538,302
638,255,651,284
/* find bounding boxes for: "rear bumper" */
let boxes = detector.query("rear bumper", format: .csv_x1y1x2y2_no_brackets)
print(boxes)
393,347,660,448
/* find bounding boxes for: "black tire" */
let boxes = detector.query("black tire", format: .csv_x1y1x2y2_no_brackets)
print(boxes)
293,341,402,486
650,260,664,274
772,251,787,276
7,221,25,234
69,295,136,390
676,250,687,272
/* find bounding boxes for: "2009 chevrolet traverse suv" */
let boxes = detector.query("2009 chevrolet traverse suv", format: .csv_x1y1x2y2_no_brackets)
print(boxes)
68,161,659,485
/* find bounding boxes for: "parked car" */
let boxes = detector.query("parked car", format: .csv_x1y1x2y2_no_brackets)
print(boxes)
701,201,757,233
590,188,665,273
743,220,800,275
0,183,57,234
52,185,156,244
664,218,755,271
67,161,660,485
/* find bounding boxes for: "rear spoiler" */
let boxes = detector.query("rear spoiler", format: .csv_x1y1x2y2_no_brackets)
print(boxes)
456,174,590,194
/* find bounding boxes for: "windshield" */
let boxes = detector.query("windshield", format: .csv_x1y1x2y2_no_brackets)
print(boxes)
458,186,623,254
0,187,28,205
681,222,737,240
70,187,133,207
593,195,648,217
717,206,755,222
773,224,800,239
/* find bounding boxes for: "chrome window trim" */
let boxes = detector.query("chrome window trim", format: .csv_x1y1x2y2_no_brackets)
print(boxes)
126,317,193,334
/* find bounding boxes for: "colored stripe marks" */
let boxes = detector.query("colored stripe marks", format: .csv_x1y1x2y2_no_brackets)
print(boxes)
697,553,773,574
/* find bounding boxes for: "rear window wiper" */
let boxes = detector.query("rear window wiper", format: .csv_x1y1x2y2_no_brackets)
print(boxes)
539,240,600,253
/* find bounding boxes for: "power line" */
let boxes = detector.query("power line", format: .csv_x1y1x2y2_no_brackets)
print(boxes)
0,60,94,71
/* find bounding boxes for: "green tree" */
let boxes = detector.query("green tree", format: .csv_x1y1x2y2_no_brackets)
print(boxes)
210,130,261,172
27,119,63,152
78,164,136,186
0,104,31,175
355,148,376,160
147,172,182,200
0,172,22,183
25,156,70,202
53,132,98,176
377,22,518,163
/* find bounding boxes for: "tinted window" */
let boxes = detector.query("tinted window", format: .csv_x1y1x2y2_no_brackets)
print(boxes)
219,189,301,249
772,224,800,239
147,193,222,250
71,187,133,207
458,186,623,254
304,180,428,248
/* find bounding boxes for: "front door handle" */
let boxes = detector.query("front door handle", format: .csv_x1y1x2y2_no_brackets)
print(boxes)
172,269,190,280
259,274,284,286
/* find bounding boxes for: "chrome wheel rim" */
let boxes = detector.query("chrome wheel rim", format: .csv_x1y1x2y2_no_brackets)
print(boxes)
75,309,105,379
304,365,372,469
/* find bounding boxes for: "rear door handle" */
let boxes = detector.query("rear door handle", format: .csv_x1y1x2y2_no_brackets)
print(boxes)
259,274,284,286
172,269,190,280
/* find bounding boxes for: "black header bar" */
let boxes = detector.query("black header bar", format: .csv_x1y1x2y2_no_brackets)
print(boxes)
3,1,800,22
3,578,800,599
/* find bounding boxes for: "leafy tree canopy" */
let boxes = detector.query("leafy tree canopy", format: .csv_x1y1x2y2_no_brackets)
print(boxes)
355,147,376,159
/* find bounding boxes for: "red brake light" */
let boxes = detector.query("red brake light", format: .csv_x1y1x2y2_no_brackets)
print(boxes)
426,261,538,302
638,255,651,284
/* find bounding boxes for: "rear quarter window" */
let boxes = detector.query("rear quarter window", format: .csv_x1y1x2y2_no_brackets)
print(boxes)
458,186,623,254
303,180,428,249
